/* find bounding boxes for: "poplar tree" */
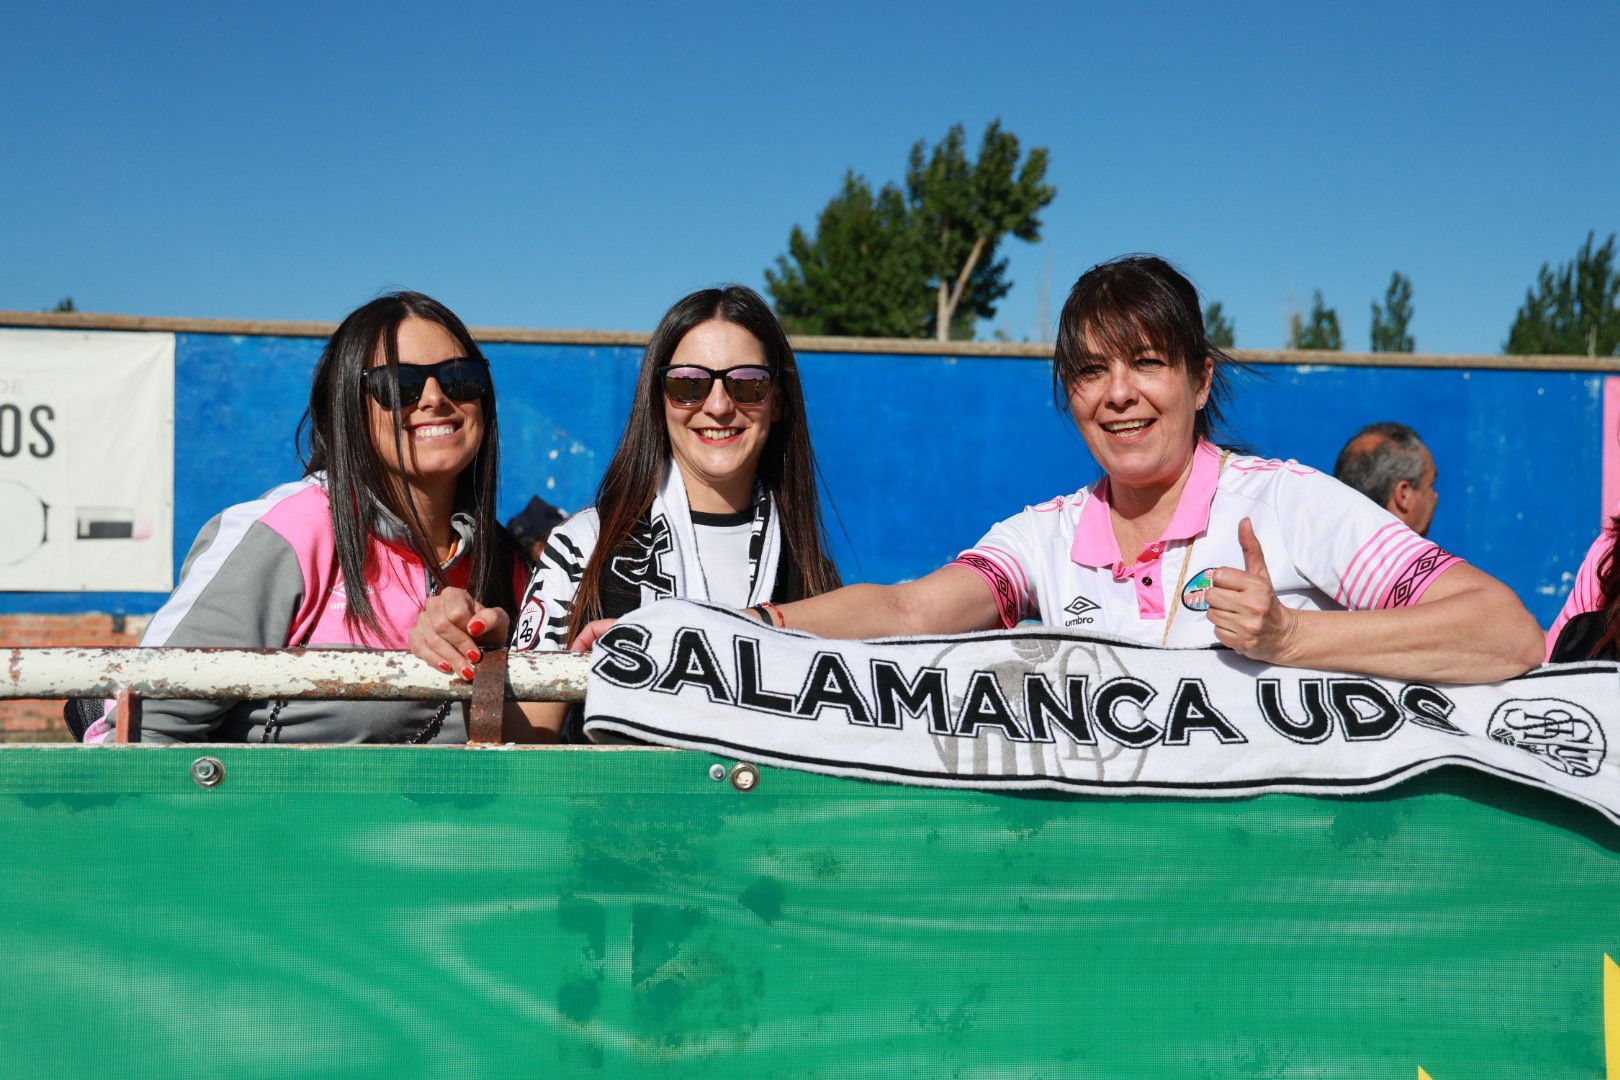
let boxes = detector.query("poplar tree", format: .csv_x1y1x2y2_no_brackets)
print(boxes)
1505,231,1620,357
1291,291,1342,350
1203,301,1235,348
1370,272,1415,352
907,121,1055,340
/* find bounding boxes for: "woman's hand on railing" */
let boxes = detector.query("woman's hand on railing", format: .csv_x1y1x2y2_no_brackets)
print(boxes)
410,587,511,681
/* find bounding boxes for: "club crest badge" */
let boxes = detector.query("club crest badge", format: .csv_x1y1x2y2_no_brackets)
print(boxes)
1181,569,1218,611
512,595,546,652
1487,697,1606,777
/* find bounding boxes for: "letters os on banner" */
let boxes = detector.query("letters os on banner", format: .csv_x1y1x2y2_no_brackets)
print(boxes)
0,328,175,591
584,600,1620,825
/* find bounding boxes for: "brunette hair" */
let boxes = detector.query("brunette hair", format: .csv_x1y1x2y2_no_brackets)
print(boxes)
566,285,842,639
1051,254,1239,443
298,291,518,640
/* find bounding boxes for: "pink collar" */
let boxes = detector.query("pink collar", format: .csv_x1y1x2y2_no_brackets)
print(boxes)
1070,439,1223,567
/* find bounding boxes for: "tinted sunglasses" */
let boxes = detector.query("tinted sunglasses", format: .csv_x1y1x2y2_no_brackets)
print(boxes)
657,364,775,407
362,357,490,408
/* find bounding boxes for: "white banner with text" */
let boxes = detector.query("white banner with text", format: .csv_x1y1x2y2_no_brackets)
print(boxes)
0,328,174,590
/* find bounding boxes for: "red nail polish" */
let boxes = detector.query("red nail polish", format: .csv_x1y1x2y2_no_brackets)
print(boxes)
438,662,452,673
467,620,486,636
466,649,481,663
461,667,475,681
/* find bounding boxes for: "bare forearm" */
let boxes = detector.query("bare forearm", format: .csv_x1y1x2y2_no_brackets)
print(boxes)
1278,587,1544,684
777,566,1002,640
777,583,926,639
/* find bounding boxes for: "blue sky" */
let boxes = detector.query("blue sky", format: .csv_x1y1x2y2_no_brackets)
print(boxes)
3,1,1616,354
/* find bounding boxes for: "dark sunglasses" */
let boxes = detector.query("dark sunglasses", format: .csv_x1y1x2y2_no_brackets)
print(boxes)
657,364,775,407
362,357,491,408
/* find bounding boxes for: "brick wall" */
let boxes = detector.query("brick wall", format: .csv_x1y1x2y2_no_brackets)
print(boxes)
0,614,148,742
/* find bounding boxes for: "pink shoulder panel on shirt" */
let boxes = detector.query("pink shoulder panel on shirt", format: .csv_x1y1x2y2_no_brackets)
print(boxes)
259,483,341,646
1546,529,1613,658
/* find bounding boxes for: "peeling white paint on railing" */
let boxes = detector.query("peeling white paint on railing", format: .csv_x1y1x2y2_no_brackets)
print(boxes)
1,648,589,702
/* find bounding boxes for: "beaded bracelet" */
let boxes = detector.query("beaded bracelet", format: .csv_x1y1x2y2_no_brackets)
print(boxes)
759,601,786,628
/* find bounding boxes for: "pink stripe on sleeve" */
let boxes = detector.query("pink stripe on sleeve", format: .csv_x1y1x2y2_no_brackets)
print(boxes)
1373,545,1463,609
1336,523,1407,606
954,547,1029,629
974,544,1029,600
1345,532,1430,610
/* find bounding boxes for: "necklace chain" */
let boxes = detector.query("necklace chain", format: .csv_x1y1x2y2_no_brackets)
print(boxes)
1159,449,1230,647
260,698,450,743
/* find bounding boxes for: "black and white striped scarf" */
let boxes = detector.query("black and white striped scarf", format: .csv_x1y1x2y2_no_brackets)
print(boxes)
584,599,1620,827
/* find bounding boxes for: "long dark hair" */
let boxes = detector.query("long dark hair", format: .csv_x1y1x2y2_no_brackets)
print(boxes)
566,285,842,640
298,291,518,641
1051,254,1240,443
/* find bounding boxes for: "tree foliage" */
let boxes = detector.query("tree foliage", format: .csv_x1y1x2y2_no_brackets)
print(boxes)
1291,290,1342,350
49,296,75,313
763,173,926,338
767,120,1055,341
1505,231,1620,357
1369,271,1414,353
908,121,1055,340
1203,301,1235,348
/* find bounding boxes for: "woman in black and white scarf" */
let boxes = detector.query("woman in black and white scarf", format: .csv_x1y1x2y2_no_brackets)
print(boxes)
409,285,843,740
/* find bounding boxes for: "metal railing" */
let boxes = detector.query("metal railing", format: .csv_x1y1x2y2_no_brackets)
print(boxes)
0,647,590,743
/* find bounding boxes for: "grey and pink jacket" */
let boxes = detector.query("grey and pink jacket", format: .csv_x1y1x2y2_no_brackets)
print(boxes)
85,476,516,743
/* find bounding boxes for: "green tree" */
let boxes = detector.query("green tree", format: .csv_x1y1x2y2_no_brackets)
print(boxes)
1505,231,1620,357
1291,290,1341,350
908,121,1055,340
48,296,75,313
764,172,926,337
1369,271,1414,352
1203,301,1235,348
766,120,1055,341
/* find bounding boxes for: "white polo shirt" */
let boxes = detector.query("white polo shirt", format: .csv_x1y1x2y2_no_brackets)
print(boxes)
955,439,1461,647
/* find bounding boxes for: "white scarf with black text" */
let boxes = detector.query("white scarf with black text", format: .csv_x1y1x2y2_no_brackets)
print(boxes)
584,599,1620,827
649,464,782,607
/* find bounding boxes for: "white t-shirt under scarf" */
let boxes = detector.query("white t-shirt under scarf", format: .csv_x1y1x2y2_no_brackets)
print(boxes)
689,508,756,608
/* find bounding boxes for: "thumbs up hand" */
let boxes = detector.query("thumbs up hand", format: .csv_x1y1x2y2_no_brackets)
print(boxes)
1205,517,1299,663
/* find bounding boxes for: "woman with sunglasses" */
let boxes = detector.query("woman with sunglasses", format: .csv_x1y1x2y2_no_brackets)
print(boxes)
576,257,1542,685
83,290,525,743
409,284,842,740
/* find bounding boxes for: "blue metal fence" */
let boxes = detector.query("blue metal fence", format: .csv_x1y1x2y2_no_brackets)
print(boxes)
2,329,1604,626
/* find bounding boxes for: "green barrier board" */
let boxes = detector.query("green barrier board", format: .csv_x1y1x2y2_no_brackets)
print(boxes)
2,746,1615,1079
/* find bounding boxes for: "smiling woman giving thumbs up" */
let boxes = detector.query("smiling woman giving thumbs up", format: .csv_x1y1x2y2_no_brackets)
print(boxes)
627,255,1545,687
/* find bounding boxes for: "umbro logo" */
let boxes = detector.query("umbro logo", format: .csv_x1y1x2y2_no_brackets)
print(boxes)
1064,595,1099,626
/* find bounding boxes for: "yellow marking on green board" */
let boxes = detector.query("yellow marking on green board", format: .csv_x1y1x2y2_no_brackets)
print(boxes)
1606,954,1617,1080
1420,955,1615,1080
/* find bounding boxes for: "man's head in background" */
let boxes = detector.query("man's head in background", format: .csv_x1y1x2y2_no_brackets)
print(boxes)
507,495,569,564
1333,421,1438,536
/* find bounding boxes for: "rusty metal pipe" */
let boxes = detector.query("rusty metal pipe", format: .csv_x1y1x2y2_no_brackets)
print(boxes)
1,647,589,702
